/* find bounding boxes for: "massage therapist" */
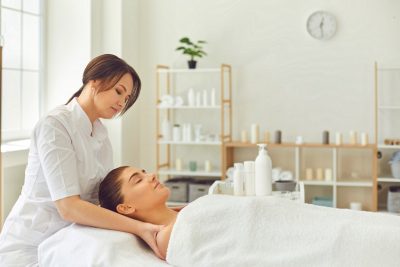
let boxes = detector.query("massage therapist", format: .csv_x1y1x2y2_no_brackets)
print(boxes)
0,54,163,266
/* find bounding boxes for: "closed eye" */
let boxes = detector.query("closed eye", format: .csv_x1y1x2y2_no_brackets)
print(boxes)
115,88,122,95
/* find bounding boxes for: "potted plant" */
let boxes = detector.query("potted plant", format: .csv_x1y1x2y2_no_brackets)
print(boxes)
176,37,207,69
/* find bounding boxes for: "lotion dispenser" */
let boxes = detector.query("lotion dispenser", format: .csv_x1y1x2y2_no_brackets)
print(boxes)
255,144,272,196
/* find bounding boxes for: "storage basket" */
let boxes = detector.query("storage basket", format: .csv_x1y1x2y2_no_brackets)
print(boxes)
389,151,400,179
387,186,400,213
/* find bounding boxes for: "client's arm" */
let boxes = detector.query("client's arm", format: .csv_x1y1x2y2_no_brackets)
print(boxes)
156,222,175,259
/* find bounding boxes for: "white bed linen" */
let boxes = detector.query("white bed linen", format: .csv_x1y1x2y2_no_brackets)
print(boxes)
167,194,400,267
38,224,169,267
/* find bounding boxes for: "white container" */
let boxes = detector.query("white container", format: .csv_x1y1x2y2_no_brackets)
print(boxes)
361,132,368,146
244,161,255,196
161,119,171,141
196,92,201,107
210,88,216,106
335,132,342,145
202,90,208,106
255,144,272,196
187,88,195,106
172,125,181,142
233,163,245,196
250,124,259,144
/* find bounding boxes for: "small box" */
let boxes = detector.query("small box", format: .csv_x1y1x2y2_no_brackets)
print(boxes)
165,178,193,202
188,180,214,202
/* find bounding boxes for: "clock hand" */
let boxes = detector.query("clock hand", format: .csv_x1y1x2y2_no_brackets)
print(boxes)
319,17,325,38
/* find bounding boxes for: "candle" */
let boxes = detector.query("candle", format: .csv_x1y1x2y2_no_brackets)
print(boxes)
204,160,211,172
175,158,182,171
349,131,357,145
264,131,270,143
325,168,333,181
241,130,248,143
361,132,368,146
322,131,329,145
335,132,342,145
250,124,259,144
316,168,323,180
275,130,282,144
305,168,313,180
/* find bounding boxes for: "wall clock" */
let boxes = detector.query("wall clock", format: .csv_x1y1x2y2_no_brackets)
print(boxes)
306,11,337,40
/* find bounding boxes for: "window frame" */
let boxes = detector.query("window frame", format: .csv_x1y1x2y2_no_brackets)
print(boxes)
1,0,45,142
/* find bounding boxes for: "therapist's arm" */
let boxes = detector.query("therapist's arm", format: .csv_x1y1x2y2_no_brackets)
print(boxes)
55,195,165,259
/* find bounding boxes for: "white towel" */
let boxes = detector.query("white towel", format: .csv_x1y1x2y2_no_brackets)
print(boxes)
167,194,400,267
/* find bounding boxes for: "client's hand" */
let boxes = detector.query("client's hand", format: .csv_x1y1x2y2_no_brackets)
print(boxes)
139,223,165,260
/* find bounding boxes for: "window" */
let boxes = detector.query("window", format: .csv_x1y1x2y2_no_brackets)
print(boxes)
1,0,43,141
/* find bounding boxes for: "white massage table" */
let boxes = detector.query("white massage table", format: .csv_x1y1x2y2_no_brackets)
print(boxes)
39,182,400,267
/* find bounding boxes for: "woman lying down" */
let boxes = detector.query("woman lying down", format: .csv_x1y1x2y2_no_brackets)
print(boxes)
99,166,400,267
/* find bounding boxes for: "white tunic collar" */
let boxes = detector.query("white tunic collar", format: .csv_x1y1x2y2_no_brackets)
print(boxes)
69,98,108,141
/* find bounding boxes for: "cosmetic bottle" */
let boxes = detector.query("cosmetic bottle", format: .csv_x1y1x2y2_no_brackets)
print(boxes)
210,88,216,106
233,163,245,196
255,144,272,196
244,161,255,196
187,88,195,106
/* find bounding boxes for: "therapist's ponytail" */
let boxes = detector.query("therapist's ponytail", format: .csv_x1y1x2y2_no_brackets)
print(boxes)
66,54,141,115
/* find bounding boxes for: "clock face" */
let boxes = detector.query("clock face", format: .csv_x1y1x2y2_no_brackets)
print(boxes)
306,11,337,40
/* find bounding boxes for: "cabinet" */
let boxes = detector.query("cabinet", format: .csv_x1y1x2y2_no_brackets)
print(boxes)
224,142,377,211
156,65,232,182
375,62,400,211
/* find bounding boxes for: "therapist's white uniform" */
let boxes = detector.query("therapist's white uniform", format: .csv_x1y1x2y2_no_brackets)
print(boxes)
0,98,113,266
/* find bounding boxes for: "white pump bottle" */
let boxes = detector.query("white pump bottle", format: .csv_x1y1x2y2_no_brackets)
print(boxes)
255,144,272,196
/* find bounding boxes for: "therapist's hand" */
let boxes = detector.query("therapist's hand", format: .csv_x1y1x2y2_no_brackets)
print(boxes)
139,223,165,260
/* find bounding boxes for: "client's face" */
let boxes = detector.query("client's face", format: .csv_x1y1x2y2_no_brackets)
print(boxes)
118,167,170,211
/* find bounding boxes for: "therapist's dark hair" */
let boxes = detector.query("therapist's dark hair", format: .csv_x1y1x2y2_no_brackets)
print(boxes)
98,166,128,212
66,54,141,115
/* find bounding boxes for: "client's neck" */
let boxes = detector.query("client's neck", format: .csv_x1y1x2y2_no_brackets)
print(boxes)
131,205,177,226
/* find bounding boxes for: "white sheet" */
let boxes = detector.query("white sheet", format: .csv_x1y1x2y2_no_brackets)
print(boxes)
38,224,169,267
167,194,400,267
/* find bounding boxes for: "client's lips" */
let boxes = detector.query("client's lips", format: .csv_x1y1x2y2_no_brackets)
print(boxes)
154,182,160,189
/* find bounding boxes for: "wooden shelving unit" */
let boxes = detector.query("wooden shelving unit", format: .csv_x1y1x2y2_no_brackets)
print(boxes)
223,142,377,211
156,64,232,180
375,62,400,211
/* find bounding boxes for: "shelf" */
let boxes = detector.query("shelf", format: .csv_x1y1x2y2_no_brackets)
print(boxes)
158,140,222,145
157,68,222,73
378,106,400,110
225,141,376,149
378,144,400,149
157,105,221,109
336,181,373,187
301,180,333,186
158,169,222,177
378,177,400,183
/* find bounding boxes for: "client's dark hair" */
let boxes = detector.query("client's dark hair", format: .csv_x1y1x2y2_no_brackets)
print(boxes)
99,166,128,212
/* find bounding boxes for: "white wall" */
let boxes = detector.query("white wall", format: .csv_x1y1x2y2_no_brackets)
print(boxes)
46,0,141,166
45,0,92,111
137,0,400,171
